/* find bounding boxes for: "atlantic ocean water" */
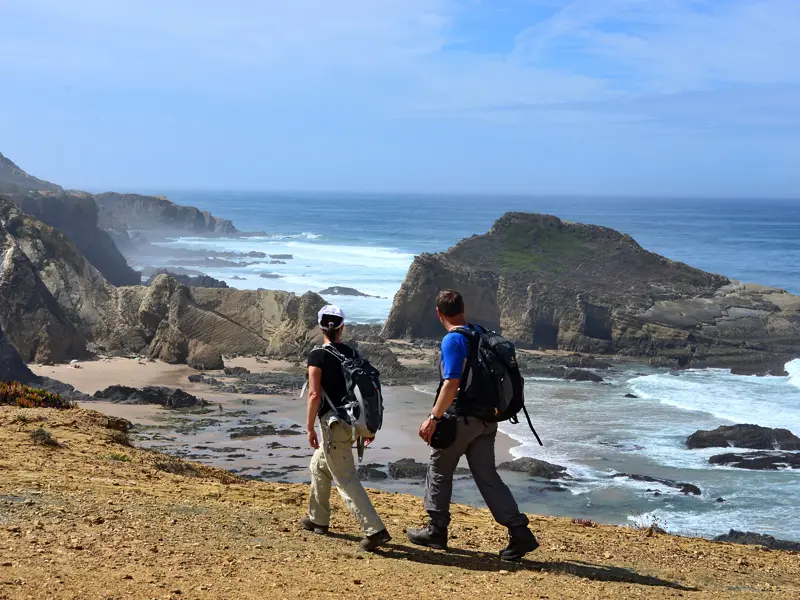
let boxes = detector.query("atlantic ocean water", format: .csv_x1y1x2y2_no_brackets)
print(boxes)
147,191,800,541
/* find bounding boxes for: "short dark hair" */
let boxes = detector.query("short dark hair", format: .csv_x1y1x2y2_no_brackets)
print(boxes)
436,290,464,317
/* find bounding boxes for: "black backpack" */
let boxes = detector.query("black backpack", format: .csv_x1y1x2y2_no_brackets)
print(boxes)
317,344,384,438
452,325,542,446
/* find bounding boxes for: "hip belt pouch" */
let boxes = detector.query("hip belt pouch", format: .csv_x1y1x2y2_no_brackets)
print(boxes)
430,413,458,449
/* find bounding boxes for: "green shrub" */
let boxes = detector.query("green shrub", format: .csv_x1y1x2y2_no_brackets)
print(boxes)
0,382,75,409
105,452,132,462
30,427,59,447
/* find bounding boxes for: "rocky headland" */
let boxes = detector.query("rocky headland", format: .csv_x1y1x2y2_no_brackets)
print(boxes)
383,213,800,372
0,195,325,366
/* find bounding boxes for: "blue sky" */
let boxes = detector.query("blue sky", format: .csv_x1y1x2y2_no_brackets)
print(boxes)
1,0,799,196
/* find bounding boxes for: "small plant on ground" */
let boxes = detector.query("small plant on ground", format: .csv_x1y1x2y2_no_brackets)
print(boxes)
0,382,75,409
572,518,597,528
155,460,202,478
14,413,45,425
30,427,59,447
630,512,668,535
104,452,132,462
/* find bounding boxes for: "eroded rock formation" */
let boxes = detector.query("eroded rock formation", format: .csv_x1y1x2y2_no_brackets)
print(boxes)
384,213,800,369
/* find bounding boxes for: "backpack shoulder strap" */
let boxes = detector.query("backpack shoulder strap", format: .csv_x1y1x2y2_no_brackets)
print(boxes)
321,343,349,362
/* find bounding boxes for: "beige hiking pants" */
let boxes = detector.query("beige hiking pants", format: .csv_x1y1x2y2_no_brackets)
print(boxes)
307,419,385,537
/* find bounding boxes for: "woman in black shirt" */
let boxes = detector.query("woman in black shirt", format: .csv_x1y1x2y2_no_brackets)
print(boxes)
301,305,390,552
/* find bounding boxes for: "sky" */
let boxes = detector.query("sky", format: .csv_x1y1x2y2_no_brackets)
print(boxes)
1,0,799,197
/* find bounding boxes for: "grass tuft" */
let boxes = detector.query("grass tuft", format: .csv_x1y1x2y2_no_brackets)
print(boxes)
30,427,59,447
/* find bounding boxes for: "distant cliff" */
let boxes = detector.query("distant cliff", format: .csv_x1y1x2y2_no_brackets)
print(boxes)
383,213,800,370
6,192,140,286
95,192,238,238
0,152,63,194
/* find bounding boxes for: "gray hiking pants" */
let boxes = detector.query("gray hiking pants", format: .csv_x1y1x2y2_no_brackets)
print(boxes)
424,417,529,530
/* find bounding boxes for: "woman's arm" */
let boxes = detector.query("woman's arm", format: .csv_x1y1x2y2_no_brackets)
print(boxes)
306,365,323,449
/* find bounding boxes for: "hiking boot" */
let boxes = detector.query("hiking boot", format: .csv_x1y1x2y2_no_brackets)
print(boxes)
360,529,391,552
299,516,329,535
407,523,448,550
499,527,539,562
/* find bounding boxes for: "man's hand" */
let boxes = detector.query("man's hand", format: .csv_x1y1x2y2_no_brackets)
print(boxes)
419,417,437,444
307,428,319,449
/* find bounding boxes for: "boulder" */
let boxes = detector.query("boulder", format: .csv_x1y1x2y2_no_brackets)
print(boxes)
610,473,701,495
93,385,204,409
148,322,189,364
708,452,800,470
497,457,568,480
357,465,388,481
223,366,250,376
187,340,224,371
686,424,800,450
714,529,800,551
388,458,470,479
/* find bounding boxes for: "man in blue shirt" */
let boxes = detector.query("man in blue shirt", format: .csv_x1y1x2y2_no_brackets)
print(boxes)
408,290,539,562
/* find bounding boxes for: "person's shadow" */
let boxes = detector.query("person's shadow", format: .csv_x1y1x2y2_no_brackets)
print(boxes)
327,533,696,591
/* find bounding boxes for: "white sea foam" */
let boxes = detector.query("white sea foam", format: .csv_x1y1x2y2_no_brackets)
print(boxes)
787,358,800,389
630,367,800,433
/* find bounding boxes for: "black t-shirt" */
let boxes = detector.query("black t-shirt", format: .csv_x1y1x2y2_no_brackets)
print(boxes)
307,343,357,417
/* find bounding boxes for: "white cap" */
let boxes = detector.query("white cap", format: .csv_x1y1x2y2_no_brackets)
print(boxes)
318,304,345,326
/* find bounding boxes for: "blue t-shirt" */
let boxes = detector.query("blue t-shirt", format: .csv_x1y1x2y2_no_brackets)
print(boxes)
440,327,473,380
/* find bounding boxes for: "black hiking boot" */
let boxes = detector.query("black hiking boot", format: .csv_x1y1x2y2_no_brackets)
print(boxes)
300,516,329,535
407,523,448,550
499,527,539,562
360,529,391,552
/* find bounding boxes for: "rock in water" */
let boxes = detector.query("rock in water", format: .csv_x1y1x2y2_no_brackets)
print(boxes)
610,473,701,495
187,340,224,371
358,465,388,481
686,424,800,450
497,457,569,480
388,458,469,479
714,530,800,551
319,286,379,298
382,212,800,369
388,458,429,479
708,452,800,470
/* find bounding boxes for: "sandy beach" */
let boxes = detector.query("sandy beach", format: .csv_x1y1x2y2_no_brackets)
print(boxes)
29,357,518,493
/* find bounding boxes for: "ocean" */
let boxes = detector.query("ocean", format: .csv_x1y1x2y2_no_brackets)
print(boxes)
143,191,800,541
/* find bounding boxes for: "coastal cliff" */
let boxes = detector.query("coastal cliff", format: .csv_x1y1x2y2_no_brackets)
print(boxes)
0,151,63,194
95,192,237,238
5,191,140,286
384,213,800,370
0,196,323,364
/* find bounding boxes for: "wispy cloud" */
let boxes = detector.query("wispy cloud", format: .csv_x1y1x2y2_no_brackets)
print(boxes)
0,0,798,194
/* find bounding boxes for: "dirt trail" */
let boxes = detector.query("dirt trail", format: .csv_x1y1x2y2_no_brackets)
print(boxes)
1,406,798,600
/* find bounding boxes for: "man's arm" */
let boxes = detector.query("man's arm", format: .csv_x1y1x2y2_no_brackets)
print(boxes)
419,378,459,443
306,366,323,449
